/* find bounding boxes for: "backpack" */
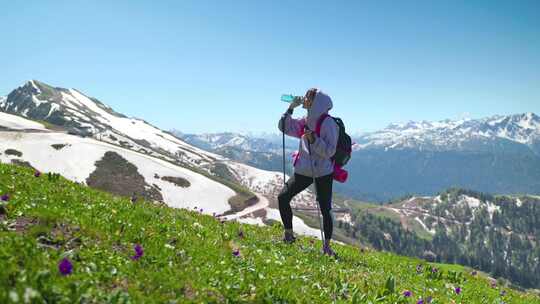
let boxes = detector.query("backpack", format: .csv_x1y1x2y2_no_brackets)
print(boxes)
315,114,352,167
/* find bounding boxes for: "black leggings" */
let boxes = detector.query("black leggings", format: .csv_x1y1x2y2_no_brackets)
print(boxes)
278,173,334,240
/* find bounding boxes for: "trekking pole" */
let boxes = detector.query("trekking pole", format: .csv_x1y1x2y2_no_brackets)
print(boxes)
307,137,325,243
282,123,286,186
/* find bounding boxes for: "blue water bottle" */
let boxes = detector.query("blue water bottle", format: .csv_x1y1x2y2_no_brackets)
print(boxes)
281,94,302,103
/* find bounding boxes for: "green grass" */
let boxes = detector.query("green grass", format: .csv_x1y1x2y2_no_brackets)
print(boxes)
0,163,539,303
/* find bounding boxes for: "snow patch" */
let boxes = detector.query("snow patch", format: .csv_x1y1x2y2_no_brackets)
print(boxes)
0,112,47,130
460,195,481,208
265,208,322,238
414,217,436,235
485,201,500,217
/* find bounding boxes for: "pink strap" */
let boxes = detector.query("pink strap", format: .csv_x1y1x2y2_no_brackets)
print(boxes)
315,114,330,136
292,150,300,166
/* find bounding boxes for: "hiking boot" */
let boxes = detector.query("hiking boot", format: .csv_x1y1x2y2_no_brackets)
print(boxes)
283,230,296,244
322,243,337,257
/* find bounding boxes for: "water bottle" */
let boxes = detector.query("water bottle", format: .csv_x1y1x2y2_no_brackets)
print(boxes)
281,94,302,103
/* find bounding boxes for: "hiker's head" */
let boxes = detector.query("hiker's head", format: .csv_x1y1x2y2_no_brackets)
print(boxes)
303,88,332,113
305,88,333,130
302,88,317,109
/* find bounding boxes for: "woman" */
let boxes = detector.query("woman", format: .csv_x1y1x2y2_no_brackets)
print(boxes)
277,88,339,256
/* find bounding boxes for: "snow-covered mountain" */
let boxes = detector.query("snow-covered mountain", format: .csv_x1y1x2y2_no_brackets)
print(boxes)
173,130,298,174
354,113,540,153
175,113,540,202
173,131,297,154
0,80,323,237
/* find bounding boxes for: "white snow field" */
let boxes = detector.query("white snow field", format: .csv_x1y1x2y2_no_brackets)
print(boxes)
0,112,47,131
0,131,235,215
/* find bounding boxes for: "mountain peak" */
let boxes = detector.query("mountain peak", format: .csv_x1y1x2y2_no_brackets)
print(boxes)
356,112,540,152
1,80,130,135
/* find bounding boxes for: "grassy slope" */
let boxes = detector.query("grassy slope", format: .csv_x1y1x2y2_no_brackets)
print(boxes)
0,163,538,303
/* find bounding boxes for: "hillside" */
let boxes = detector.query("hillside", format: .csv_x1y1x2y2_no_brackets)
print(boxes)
341,189,540,289
1,163,539,303
0,80,323,237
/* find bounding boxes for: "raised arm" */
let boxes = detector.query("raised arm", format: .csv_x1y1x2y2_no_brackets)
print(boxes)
278,109,306,138
278,99,305,138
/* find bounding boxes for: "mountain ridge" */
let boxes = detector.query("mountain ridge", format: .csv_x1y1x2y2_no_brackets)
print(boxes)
0,80,323,236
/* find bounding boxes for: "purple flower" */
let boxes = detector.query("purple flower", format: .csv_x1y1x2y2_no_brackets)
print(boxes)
58,258,73,276
426,296,432,303
130,196,137,203
34,171,41,177
232,249,240,257
403,290,412,297
417,299,424,304
1,194,9,201
131,244,144,260
471,270,477,276
199,208,203,213
431,267,438,273
500,290,506,296
212,212,216,217
455,287,461,295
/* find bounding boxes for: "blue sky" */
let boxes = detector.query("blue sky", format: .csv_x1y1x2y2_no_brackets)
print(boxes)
1,0,539,134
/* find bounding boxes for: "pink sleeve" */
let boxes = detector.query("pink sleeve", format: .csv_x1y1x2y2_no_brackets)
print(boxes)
278,114,305,138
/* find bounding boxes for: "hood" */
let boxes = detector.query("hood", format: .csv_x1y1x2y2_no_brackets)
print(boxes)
306,90,333,131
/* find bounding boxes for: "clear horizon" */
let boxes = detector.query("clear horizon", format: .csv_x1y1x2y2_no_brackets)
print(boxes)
1,1,539,134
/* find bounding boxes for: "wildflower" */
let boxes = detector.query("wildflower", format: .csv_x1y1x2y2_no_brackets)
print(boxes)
416,264,423,273
431,267,438,273
426,296,433,303
232,248,240,257
131,244,144,260
500,290,506,296
34,171,41,177
455,287,461,295
199,208,203,213
238,230,244,239
58,258,73,275
1,194,9,201
417,299,424,304
131,196,137,203
403,290,412,297
471,270,477,276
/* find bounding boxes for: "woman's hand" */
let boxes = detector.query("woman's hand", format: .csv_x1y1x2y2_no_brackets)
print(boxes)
302,130,316,144
288,96,303,110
